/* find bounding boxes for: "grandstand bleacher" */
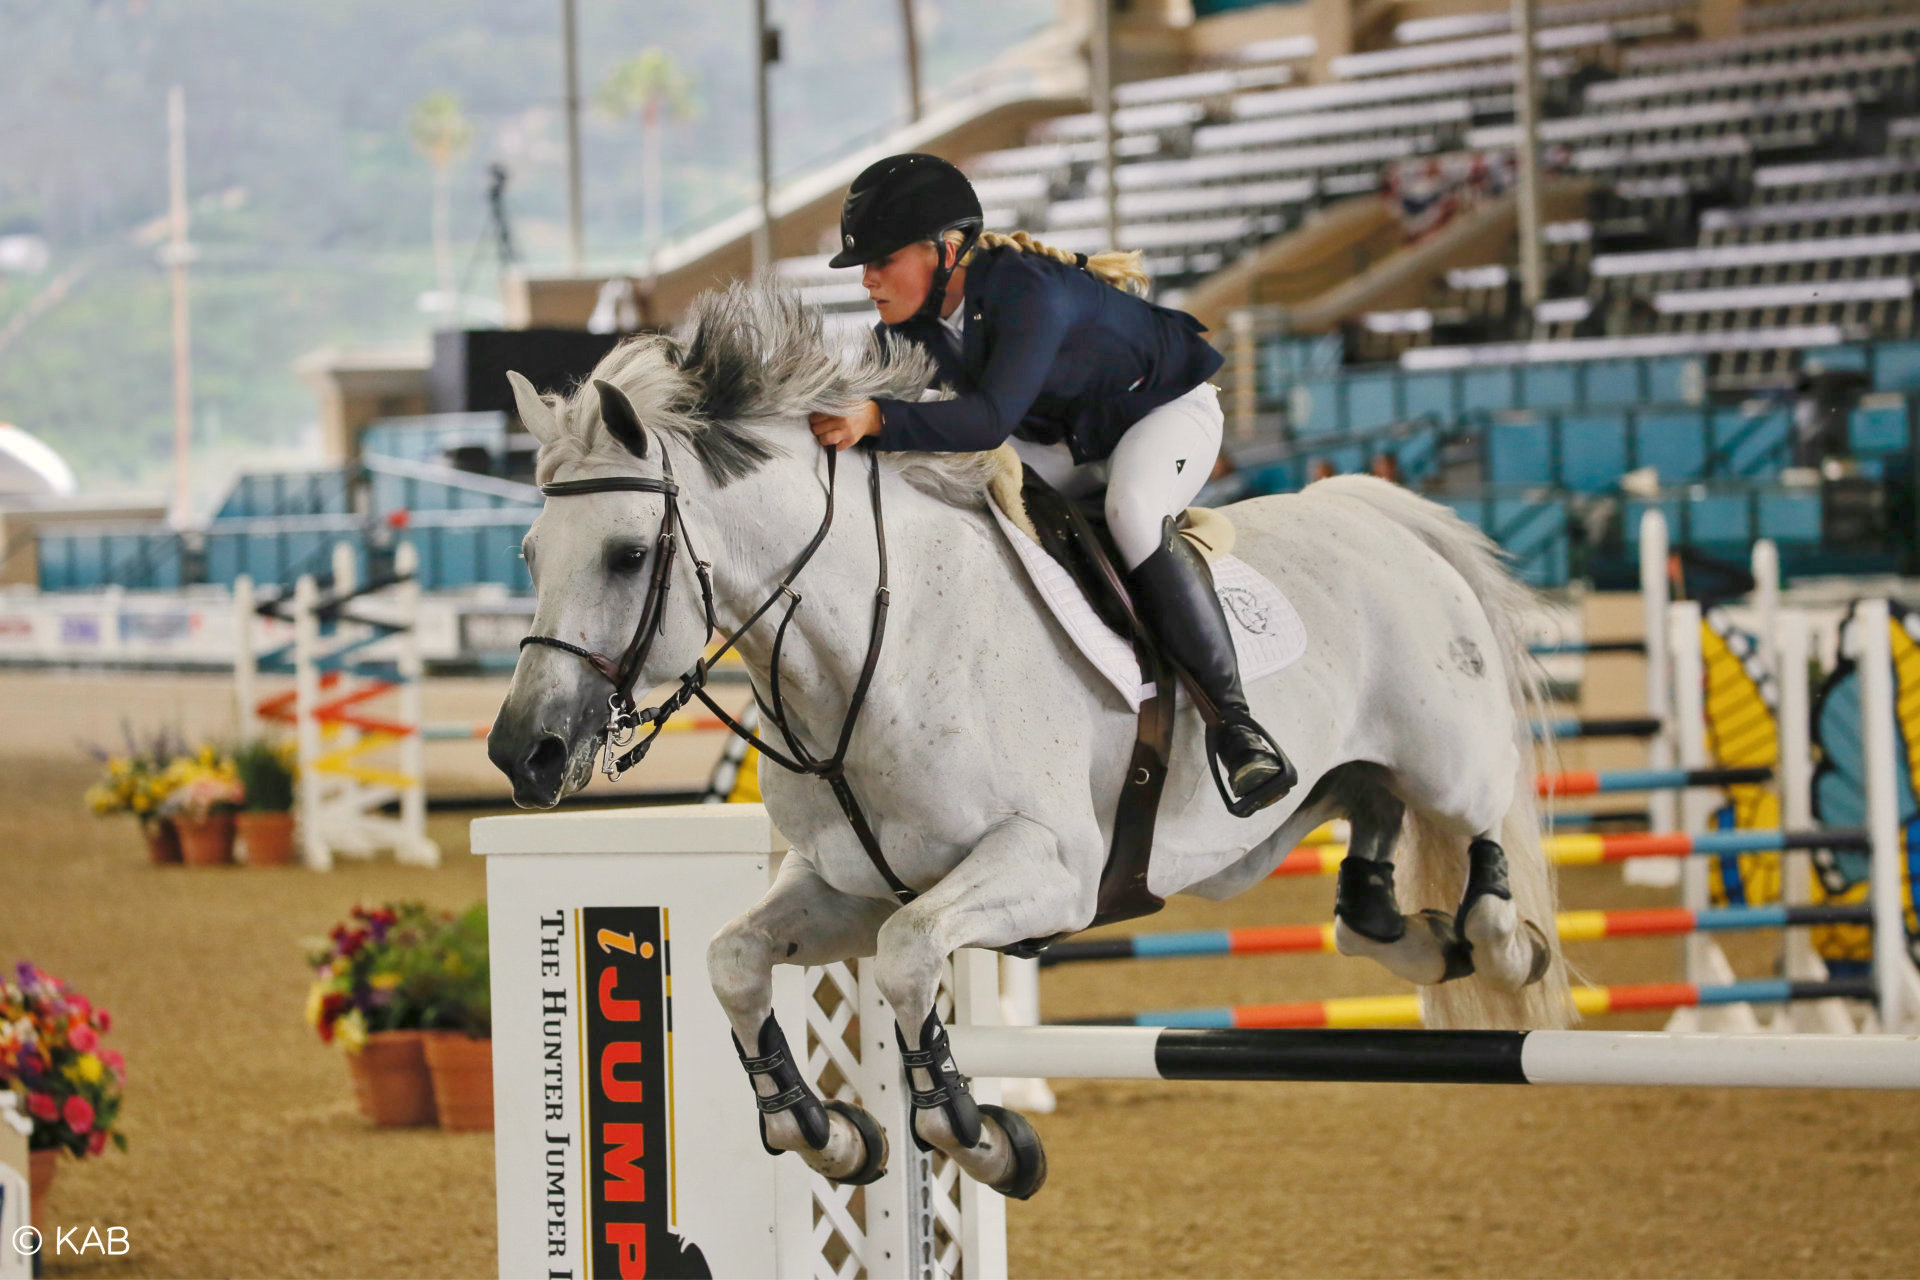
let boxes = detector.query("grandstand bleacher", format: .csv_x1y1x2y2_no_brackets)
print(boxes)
34,1,1920,599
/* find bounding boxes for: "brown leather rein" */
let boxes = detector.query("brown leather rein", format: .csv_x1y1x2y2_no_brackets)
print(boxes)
519,436,918,904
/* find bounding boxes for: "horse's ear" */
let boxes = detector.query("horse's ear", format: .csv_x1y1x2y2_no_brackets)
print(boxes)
594,379,649,460
507,371,560,446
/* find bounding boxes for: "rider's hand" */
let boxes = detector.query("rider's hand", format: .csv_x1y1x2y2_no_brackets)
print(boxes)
809,401,881,451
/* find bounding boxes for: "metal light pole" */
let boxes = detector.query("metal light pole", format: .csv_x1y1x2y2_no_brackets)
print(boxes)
1512,0,1547,312
562,0,585,273
1092,0,1118,251
165,86,196,526
899,0,923,123
752,0,778,272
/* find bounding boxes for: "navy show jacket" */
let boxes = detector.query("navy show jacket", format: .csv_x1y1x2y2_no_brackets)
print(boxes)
870,246,1225,465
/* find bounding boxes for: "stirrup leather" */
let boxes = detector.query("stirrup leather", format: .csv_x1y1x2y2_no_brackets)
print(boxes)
895,1012,983,1151
733,1014,831,1156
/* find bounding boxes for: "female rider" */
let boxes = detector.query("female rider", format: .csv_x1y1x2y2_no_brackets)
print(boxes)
807,152,1294,815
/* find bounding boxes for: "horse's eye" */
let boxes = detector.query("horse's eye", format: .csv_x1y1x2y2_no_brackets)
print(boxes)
607,544,649,576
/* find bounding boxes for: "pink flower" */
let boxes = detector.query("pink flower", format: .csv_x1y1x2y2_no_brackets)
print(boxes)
69,1024,97,1053
62,1095,94,1133
101,1048,124,1073
86,1129,107,1156
94,1009,111,1032
67,996,90,1020
25,1092,56,1121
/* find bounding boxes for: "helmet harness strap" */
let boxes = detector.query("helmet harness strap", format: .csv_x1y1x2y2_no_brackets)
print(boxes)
911,222,980,325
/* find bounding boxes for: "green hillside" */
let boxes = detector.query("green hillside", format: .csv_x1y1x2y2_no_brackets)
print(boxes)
0,0,1046,505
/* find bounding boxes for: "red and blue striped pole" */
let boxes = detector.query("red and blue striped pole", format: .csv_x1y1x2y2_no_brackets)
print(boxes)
1038,905,1874,966
1537,766,1773,796
1065,978,1877,1030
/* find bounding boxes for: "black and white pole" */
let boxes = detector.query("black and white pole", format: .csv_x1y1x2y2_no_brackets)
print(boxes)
947,1027,1920,1090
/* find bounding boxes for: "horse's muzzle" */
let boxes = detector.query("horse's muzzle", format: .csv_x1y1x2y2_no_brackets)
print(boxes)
488,724,576,808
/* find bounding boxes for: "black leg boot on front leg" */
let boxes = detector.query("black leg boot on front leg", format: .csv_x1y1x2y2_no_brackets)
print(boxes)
1126,517,1297,815
897,1011,1047,1200
734,1013,887,1185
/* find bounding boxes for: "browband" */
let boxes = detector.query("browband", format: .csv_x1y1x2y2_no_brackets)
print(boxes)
540,476,679,498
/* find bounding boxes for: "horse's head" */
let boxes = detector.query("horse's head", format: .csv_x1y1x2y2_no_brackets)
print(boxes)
488,370,717,807
486,276,969,807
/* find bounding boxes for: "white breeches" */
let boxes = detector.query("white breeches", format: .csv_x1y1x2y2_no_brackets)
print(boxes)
1011,382,1223,570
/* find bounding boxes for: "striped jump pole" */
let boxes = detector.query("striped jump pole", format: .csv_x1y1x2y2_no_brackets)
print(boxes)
945,1026,1920,1089
418,712,732,742
1533,716,1663,740
1269,827,1873,877
1528,639,1649,656
1537,766,1772,796
1069,977,1877,1030
1039,904,1875,966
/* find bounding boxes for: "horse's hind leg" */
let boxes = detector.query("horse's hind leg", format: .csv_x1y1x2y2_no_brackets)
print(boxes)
1330,765,1473,985
1458,833,1552,990
708,851,896,1185
872,814,1089,1201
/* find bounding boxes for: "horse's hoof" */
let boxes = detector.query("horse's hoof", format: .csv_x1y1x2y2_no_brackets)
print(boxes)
978,1104,1047,1200
1523,919,1552,985
823,1100,888,1186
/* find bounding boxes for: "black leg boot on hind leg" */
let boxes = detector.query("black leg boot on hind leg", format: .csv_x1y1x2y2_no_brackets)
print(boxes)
1126,517,1296,815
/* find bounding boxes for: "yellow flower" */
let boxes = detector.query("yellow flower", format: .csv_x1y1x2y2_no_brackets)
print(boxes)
75,1054,102,1084
304,981,327,1030
368,973,400,991
336,1009,368,1054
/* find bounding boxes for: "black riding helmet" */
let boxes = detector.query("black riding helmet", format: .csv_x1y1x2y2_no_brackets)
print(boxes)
828,153,983,322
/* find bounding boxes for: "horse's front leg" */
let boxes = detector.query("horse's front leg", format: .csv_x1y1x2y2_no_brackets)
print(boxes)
873,814,1093,1201
708,849,896,1185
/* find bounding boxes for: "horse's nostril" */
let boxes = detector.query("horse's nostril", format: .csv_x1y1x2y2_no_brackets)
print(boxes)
525,734,568,787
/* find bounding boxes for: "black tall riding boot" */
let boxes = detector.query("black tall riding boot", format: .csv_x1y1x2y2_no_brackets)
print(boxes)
1126,518,1297,815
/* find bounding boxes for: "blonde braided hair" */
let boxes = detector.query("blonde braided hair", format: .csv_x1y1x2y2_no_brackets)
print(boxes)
940,228,1150,295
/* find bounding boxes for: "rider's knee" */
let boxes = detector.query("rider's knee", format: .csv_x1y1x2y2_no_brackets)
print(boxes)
1104,489,1165,568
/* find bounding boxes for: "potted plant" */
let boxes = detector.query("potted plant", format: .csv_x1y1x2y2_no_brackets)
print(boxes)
409,903,493,1132
305,903,449,1126
232,738,298,866
159,746,244,866
84,724,189,865
0,962,127,1229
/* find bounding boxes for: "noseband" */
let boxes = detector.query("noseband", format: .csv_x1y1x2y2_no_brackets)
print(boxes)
520,433,915,903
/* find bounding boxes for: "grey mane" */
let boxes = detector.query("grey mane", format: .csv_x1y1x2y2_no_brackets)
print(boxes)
535,276,1000,508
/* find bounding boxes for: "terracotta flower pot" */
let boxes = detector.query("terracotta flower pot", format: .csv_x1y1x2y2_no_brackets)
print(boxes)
175,812,236,866
422,1032,494,1132
346,1030,438,1127
142,816,182,866
28,1147,57,1230
235,810,296,866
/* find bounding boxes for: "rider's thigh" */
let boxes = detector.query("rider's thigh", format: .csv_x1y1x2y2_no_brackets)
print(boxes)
1104,382,1224,568
1010,435,1100,498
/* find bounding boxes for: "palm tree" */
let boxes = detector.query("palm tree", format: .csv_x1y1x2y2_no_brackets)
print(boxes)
596,50,700,268
409,91,474,317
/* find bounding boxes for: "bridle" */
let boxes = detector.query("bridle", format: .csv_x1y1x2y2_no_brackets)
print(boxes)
518,431,919,904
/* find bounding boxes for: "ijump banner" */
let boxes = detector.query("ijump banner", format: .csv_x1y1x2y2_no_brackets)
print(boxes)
578,906,707,1278
480,808,799,1280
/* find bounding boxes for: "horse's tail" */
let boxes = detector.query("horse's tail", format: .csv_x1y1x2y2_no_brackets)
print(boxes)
1312,477,1576,1031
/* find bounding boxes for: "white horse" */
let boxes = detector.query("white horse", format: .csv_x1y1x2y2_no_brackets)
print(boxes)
489,279,1571,1201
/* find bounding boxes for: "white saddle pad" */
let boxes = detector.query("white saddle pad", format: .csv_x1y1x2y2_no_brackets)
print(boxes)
987,501,1308,711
